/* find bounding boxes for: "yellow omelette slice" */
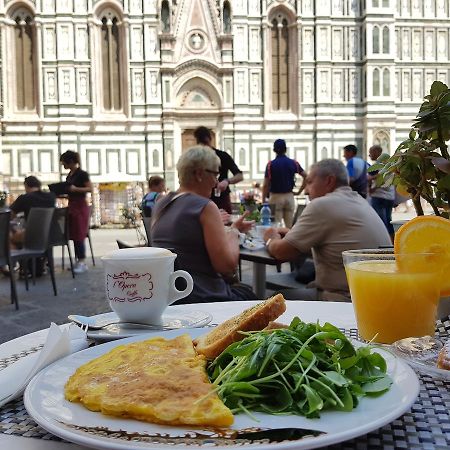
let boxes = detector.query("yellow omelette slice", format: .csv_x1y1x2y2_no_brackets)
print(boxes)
65,334,233,427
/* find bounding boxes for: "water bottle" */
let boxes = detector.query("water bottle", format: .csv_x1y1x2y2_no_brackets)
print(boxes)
260,203,271,226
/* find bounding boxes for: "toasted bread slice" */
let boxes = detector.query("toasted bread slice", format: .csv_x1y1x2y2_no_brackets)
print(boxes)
263,321,289,331
437,340,450,370
193,294,286,359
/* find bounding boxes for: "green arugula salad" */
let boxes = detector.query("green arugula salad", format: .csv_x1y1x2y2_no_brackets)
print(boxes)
207,318,393,418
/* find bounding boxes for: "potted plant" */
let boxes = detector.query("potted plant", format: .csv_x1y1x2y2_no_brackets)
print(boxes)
0,191,7,209
370,81,450,219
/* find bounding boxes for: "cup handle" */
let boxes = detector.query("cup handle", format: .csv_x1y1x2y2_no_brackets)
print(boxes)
168,270,194,305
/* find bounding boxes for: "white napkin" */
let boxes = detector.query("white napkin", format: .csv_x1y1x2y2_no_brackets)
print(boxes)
0,323,88,407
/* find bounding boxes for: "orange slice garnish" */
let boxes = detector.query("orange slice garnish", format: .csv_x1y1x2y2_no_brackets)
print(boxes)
394,216,450,295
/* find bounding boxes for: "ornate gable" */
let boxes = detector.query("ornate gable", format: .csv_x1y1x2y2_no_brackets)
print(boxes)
173,0,221,65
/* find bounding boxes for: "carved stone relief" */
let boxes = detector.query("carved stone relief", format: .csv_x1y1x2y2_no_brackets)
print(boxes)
303,0,312,13
47,72,57,100
304,72,312,99
43,0,55,11
250,28,259,60
78,71,89,101
74,0,86,13
333,72,342,100
403,30,410,57
333,30,342,57
425,31,434,58
413,72,422,98
395,71,400,99
351,71,358,99
148,27,158,55
438,32,447,58
237,71,245,98
76,27,88,59
403,72,410,99
437,0,446,14
333,0,342,14
134,72,144,101
320,28,328,56
303,29,313,58
150,72,158,98
131,27,143,59
250,72,260,100
45,27,56,59
249,0,259,14
60,25,71,55
426,71,435,91
413,31,421,58
320,71,329,96
62,69,72,99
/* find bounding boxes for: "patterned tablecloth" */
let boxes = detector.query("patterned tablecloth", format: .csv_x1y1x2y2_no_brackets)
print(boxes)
1,320,449,449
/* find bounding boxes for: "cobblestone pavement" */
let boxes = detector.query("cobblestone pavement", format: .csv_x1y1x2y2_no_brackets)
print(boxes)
0,210,414,344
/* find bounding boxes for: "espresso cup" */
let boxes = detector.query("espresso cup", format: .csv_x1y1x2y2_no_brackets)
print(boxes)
101,247,194,325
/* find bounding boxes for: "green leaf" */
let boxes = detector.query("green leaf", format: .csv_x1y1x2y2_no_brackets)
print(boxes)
303,384,324,415
437,175,450,190
430,80,448,97
362,376,393,395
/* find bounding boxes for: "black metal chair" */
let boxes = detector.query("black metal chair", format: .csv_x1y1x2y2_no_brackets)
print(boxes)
86,205,95,266
0,211,19,309
10,207,57,297
49,207,75,278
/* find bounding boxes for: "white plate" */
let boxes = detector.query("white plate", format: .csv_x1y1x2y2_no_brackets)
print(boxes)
242,240,265,251
84,309,212,341
391,336,450,381
24,328,420,450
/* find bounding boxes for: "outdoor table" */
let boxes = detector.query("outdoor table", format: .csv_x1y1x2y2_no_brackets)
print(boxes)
239,247,279,297
1,301,450,449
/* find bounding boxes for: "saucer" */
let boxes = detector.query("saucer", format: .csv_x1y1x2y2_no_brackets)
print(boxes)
83,308,213,342
390,336,450,381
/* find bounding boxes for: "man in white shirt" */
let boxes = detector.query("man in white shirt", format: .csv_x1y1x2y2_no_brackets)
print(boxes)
263,159,391,301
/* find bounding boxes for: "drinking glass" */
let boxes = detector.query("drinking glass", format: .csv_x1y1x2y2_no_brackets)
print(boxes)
342,249,442,344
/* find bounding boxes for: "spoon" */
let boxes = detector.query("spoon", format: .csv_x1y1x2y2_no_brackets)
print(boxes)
68,314,172,331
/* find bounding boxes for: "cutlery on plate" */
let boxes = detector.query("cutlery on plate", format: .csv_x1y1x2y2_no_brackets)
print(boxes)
68,314,172,331
232,427,325,442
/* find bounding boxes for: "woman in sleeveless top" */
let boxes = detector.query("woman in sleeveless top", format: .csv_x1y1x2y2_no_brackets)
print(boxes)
60,151,92,274
151,145,257,303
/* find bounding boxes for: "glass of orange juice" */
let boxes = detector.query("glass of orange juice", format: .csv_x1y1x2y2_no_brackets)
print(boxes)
342,249,442,344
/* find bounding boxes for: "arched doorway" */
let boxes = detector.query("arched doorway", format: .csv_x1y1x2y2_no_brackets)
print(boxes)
181,129,216,152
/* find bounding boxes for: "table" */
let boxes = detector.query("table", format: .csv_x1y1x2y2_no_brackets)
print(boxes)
239,247,279,298
1,301,450,450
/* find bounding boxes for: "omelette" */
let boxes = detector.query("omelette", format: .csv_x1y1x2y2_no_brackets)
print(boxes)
64,334,233,427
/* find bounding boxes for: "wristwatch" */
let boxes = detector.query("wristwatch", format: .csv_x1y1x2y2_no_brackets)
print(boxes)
265,238,272,248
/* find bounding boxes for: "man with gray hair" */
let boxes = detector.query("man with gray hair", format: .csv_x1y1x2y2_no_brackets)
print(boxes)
263,159,391,301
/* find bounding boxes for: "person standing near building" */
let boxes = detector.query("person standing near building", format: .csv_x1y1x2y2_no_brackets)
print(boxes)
262,139,307,228
60,151,92,274
368,144,395,239
141,175,166,217
194,126,243,213
343,144,368,198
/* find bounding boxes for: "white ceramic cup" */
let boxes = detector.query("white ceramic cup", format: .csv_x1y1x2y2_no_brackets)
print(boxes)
101,247,194,325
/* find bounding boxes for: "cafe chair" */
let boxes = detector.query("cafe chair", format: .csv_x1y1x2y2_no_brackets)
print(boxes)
86,205,96,266
49,207,75,278
116,239,134,249
0,210,19,309
10,207,57,298
143,216,152,246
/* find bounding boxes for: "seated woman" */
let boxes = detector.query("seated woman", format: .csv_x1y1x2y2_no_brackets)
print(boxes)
151,146,256,303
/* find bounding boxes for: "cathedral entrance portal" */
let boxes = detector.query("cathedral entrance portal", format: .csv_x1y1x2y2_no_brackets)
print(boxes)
181,129,216,152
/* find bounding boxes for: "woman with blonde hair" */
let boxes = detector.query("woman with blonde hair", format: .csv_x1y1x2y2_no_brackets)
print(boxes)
151,145,256,303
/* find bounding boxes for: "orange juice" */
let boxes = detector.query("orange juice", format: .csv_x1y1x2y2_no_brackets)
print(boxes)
346,260,440,344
